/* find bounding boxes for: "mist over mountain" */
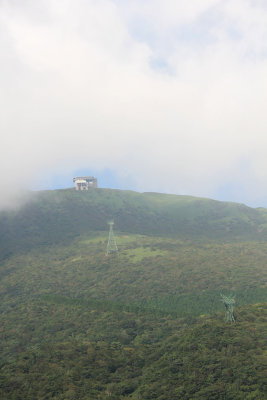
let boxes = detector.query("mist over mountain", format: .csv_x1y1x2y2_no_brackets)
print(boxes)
2,1,267,207
1,1,267,397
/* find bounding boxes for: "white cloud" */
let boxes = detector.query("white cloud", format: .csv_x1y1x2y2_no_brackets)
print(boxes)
1,0,267,208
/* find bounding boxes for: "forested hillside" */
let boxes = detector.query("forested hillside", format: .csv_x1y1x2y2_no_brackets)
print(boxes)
0,189,266,399
1,188,267,257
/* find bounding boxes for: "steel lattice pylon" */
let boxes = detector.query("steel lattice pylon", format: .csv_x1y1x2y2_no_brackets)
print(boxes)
221,294,235,323
106,221,118,255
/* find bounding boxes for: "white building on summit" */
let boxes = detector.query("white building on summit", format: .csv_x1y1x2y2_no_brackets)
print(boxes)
73,176,98,191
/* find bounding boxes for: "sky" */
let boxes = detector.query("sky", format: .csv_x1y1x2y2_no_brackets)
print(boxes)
1,0,267,208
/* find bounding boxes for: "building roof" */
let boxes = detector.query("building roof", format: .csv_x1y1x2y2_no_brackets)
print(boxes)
73,176,97,182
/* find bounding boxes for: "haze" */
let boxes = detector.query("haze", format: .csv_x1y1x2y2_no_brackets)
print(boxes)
1,0,267,208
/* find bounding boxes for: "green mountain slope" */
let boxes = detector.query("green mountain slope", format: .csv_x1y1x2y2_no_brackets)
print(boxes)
0,189,267,312
1,233,267,314
0,299,266,399
0,188,267,399
1,188,267,258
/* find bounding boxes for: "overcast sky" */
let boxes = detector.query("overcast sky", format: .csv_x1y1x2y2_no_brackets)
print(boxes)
1,0,267,208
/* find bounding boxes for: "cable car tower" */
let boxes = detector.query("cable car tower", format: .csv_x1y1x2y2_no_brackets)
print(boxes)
106,221,118,255
221,294,235,323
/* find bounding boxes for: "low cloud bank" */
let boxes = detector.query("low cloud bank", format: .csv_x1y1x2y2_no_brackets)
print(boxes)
1,0,267,209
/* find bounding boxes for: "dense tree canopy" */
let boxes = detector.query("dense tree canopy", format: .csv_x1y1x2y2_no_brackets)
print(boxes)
0,189,266,398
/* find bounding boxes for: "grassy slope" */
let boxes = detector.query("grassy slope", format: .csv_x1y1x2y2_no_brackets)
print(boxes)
1,233,267,315
1,188,267,258
0,189,266,318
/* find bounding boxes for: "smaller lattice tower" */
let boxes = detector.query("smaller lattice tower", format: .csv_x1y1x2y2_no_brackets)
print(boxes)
106,221,118,255
221,294,235,323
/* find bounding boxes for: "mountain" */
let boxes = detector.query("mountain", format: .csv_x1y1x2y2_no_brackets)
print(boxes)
0,188,266,399
1,188,267,258
1,300,266,400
